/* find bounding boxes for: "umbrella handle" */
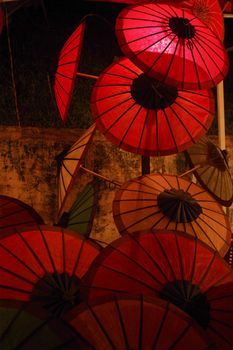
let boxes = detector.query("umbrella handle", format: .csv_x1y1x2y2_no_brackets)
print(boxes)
76,72,98,80
80,165,121,187
178,164,201,178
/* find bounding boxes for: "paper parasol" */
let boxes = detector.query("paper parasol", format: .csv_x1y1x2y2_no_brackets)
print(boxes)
0,195,44,235
113,173,231,256
184,136,233,207
115,3,229,89
84,230,233,349
91,56,214,156
65,294,214,349
0,225,101,317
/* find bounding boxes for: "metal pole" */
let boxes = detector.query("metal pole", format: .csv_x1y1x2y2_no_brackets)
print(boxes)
217,81,226,150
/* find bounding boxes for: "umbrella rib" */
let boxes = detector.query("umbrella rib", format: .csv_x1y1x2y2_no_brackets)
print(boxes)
136,108,150,154
162,34,180,85
0,207,27,219
118,208,162,233
55,76,70,98
0,283,33,295
57,42,81,64
177,93,214,114
161,109,179,153
139,294,144,350
207,323,233,347
86,302,117,350
151,301,169,349
95,96,135,121
70,238,85,279
193,217,226,251
70,187,94,213
0,305,23,342
38,227,59,277
54,84,67,112
59,28,83,60
0,265,36,286
57,59,80,70
114,296,130,349
169,322,193,350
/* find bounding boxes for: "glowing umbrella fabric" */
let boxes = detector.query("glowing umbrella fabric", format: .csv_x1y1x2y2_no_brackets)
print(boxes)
0,226,101,317
0,195,44,235
57,124,96,218
185,137,233,207
84,230,233,349
54,21,85,123
116,3,229,89
58,181,98,237
91,56,214,156
65,294,213,350
0,6,4,35
0,300,78,349
113,173,231,256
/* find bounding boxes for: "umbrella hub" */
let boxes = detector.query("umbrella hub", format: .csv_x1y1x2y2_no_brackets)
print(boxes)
31,272,82,318
157,188,202,223
131,73,178,109
169,17,195,39
160,280,210,328
207,142,228,171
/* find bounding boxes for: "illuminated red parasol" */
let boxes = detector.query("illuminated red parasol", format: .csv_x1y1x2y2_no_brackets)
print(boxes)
0,225,101,317
91,56,214,156
0,6,4,35
65,294,214,349
57,124,96,218
184,136,233,207
0,300,78,349
0,195,44,235
113,173,231,256
116,3,229,89
84,230,233,349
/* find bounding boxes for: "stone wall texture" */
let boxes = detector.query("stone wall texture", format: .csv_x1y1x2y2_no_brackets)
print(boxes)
0,126,233,244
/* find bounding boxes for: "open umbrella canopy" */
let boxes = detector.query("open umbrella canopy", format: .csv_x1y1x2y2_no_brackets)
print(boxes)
184,136,233,207
0,300,78,349
113,173,231,256
0,225,101,317
54,21,86,123
84,230,233,349
0,6,4,34
0,195,44,235
57,181,98,237
57,124,96,219
65,294,214,350
91,56,214,156
116,3,229,89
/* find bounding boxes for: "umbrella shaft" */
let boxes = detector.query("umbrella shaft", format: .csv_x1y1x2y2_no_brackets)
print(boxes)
76,72,98,80
80,166,121,186
179,165,201,178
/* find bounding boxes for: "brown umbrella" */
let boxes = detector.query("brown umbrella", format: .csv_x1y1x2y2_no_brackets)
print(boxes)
113,173,231,256
184,136,233,207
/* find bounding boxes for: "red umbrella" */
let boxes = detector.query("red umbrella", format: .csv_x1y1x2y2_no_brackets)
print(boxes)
84,230,233,349
0,195,44,235
113,173,231,256
54,21,86,123
0,6,4,35
116,3,229,89
91,56,214,156
65,294,214,349
0,225,101,317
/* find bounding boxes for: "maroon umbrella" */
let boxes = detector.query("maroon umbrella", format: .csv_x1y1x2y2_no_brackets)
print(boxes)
91,56,214,156
116,3,229,89
65,295,214,349
83,230,233,349
0,195,44,235
0,225,101,317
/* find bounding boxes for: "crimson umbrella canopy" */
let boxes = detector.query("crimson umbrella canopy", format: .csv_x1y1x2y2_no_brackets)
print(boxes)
0,195,44,235
115,3,229,90
65,294,214,350
184,136,233,207
0,6,4,35
54,21,85,123
58,181,98,237
0,225,102,317
84,230,233,349
113,173,231,256
0,300,78,349
91,56,214,156
56,124,96,219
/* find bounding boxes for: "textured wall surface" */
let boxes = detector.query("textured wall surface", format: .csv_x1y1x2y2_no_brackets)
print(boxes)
0,126,232,243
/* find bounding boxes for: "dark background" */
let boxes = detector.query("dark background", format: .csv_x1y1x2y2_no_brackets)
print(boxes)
0,0,232,131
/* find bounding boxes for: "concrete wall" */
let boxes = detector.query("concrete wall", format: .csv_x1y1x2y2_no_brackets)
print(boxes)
0,126,232,243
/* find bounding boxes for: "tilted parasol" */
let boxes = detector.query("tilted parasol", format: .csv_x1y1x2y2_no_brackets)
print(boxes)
65,294,214,349
91,56,214,156
0,195,44,235
57,124,96,218
84,230,233,349
184,136,233,207
115,3,229,89
0,300,78,349
57,181,98,237
0,225,101,317
113,173,231,256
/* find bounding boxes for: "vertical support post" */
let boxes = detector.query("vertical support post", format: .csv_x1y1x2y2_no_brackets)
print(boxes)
217,81,226,150
141,156,150,175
